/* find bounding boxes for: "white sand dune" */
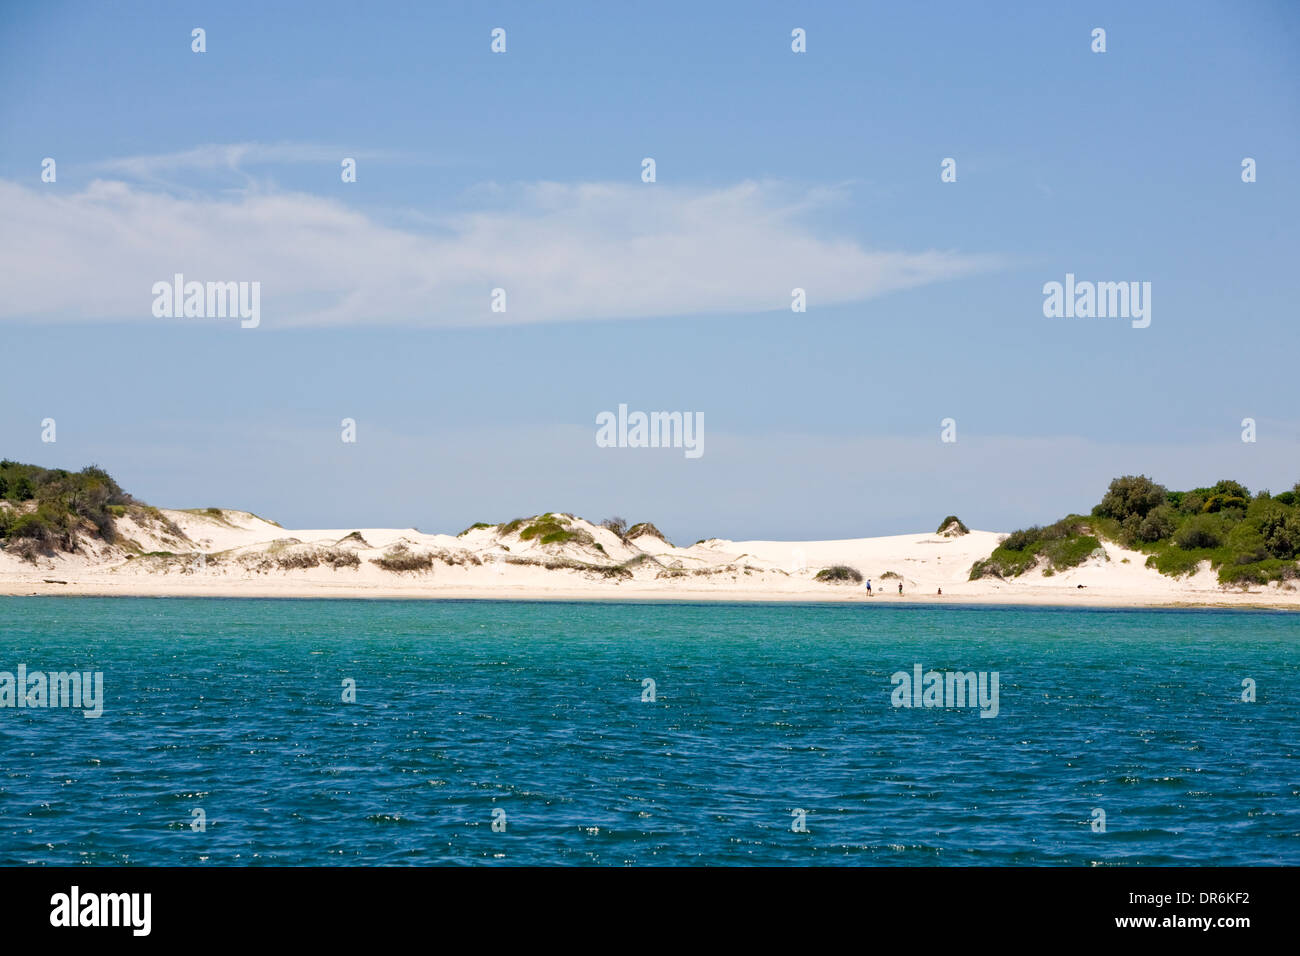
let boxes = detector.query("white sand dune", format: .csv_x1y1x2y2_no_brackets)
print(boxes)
1,509,1296,608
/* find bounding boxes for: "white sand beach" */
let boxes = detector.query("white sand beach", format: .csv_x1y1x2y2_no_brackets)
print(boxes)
1,508,1297,609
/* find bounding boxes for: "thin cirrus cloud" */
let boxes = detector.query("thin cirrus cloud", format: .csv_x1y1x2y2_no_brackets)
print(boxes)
82,142,414,190
1,147,1002,329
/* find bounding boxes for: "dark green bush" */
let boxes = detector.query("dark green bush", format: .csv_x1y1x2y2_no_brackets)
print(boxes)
1093,475,1167,522
1174,514,1226,550
1002,526,1042,552
1211,479,1251,500
979,474,1300,586
815,565,863,583
1258,507,1300,559
1136,504,1177,543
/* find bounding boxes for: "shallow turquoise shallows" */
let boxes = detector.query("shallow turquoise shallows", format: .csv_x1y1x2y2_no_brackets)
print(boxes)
0,597,1296,865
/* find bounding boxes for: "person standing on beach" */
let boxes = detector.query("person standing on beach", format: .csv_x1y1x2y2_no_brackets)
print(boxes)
898,581,903,595
865,579,872,596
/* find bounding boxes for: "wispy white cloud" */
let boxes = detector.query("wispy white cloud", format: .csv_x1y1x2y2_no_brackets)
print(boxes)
0,161,1002,328
86,142,399,181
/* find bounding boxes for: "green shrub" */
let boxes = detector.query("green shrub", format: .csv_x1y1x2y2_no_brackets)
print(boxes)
971,517,1100,579
1093,475,1167,522
1143,544,1223,577
1136,504,1177,543
1201,492,1248,515
6,512,52,543
520,517,571,543
979,474,1300,587
1219,559,1299,586
1002,526,1042,552
936,515,969,535
1258,506,1300,559
1211,479,1251,500
518,514,593,546
815,565,863,583
0,460,132,546
1174,513,1226,550
1040,534,1102,569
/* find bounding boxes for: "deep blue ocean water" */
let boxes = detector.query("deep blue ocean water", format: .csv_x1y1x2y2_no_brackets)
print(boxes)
0,597,1295,865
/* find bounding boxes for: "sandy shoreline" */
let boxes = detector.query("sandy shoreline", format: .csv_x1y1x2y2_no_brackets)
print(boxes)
2,581,1297,611
2,508,1297,610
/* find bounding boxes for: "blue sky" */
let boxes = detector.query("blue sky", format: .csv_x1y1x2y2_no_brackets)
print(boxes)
1,1,1297,540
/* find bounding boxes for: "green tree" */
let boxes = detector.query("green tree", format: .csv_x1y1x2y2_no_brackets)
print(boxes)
1211,479,1251,499
1136,504,1177,542
1094,475,1167,522
1259,508,1300,559
1174,514,1225,550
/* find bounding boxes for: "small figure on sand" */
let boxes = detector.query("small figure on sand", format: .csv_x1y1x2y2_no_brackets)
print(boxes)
865,579,872,596
937,587,942,596
898,581,903,595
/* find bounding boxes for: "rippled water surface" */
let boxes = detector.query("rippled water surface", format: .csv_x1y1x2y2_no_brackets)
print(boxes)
0,597,1295,865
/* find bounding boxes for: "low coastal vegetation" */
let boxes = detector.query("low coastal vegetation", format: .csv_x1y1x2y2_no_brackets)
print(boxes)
0,459,177,559
936,515,969,536
969,516,1104,579
456,514,667,549
518,513,594,546
970,475,1300,586
625,521,670,544
372,544,435,573
815,565,863,584
493,513,590,546
268,547,360,571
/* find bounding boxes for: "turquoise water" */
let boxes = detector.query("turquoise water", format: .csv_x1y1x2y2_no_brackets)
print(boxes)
0,597,1295,865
